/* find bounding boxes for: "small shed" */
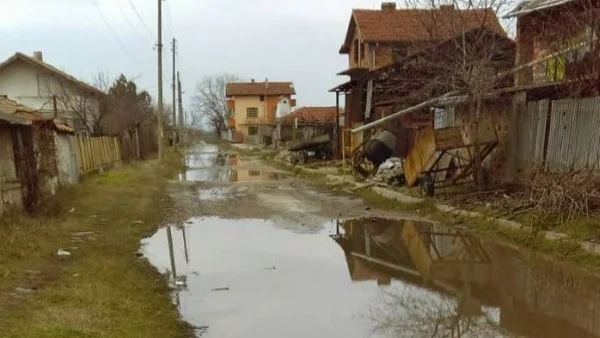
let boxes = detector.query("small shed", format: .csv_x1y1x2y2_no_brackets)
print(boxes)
0,97,75,215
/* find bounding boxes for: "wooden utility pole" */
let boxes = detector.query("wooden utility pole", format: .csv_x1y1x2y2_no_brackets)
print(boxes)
177,71,184,143
171,38,177,139
157,0,164,160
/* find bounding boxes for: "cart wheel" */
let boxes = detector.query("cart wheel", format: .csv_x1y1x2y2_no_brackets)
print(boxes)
420,174,435,197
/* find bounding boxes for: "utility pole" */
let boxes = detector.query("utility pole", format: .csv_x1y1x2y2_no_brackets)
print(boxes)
171,38,177,142
177,71,184,143
157,0,164,160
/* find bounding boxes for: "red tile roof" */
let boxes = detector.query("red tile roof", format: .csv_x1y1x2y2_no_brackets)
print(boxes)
283,107,342,124
340,6,506,53
226,81,296,96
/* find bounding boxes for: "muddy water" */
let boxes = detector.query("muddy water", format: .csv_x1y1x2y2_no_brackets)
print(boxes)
179,143,287,183
143,143,600,338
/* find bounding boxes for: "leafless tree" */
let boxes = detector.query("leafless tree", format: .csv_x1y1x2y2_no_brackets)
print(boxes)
192,74,239,136
375,0,516,188
46,72,109,135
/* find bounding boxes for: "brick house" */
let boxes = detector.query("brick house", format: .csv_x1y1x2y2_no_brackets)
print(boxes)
331,2,509,156
226,79,296,144
509,0,600,94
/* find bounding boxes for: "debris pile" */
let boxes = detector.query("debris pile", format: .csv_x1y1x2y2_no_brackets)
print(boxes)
515,171,600,222
274,150,293,164
373,158,405,186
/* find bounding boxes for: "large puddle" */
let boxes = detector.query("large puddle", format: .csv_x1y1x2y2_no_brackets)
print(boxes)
142,216,600,338
179,143,287,183
145,142,600,337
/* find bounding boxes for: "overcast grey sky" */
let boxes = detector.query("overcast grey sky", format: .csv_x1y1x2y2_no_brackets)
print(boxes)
0,0,384,110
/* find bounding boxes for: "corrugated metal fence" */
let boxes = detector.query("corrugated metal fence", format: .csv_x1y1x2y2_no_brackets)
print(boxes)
515,97,600,173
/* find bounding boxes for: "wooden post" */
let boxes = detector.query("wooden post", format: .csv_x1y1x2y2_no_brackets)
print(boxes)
135,126,141,159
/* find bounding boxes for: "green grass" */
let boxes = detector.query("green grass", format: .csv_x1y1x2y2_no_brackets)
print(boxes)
0,150,193,338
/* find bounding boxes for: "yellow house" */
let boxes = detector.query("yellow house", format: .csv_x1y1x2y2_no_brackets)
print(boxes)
226,79,296,143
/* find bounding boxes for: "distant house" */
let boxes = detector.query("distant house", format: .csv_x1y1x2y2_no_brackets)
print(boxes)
0,51,106,133
226,79,296,144
280,106,340,144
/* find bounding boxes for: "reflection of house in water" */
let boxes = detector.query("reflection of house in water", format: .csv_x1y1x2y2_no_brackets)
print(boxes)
333,218,600,338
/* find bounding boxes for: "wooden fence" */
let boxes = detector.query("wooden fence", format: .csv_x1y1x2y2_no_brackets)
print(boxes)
75,135,122,174
514,96,600,173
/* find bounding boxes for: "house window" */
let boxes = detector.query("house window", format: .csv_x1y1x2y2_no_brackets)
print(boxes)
259,95,265,102
247,107,258,118
353,40,359,63
434,107,455,129
360,42,366,62
248,126,258,135
249,170,261,176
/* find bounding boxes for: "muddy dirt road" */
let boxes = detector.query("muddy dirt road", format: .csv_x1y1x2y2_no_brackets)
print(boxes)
142,142,600,338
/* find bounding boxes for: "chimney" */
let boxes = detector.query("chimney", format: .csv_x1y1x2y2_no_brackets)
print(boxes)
440,4,454,11
33,51,43,62
265,77,269,88
381,2,397,11
251,78,255,83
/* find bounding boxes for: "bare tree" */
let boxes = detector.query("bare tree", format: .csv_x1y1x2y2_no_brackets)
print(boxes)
372,0,515,188
192,74,239,136
371,283,503,338
46,72,109,135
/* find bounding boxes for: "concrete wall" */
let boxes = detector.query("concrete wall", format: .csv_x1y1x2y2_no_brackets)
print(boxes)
56,134,79,185
0,124,22,215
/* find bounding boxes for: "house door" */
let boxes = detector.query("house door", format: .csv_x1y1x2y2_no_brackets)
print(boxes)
11,127,39,211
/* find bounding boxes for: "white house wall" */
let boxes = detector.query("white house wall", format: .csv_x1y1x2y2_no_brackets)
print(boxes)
0,59,100,128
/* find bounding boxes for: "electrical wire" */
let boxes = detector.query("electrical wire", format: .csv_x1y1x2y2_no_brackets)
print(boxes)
90,0,140,63
117,2,153,45
165,0,175,38
127,0,157,39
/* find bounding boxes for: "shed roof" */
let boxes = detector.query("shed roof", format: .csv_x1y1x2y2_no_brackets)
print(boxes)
226,81,296,96
283,106,341,124
340,6,506,53
0,96,74,132
505,0,574,17
0,52,105,96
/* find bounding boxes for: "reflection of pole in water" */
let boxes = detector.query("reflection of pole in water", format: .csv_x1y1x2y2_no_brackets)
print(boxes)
167,226,177,279
182,225,190,264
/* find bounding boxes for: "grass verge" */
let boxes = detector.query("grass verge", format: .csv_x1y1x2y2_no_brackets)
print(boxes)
0,150,193,338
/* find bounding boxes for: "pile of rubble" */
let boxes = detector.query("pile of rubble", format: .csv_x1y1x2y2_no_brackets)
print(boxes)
373,157,405,186
274,150,293,164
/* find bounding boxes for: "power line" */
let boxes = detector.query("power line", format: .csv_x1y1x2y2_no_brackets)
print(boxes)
117,2,153,45
165,0,175,37
127,0,156,39
91,0,140,63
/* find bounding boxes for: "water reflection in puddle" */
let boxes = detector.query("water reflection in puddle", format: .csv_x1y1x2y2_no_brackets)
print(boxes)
143,216,600,338
179,144,287,183
334,217,600,338
143,217,385,338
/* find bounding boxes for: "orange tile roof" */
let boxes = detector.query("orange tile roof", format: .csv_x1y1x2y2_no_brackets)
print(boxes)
283,107,342,124
340,6,506,53
226,81,296,96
